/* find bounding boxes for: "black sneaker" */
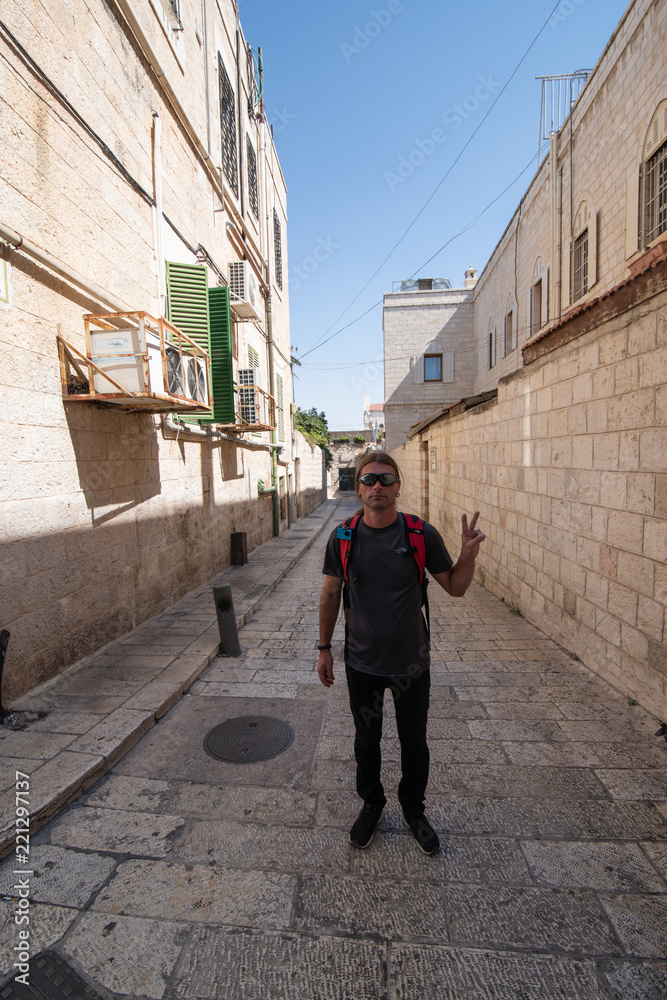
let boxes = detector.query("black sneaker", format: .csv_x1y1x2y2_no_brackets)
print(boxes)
349,803,384,848
405,813,440,855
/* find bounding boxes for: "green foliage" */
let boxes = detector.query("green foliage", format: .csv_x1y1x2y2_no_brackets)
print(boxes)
294,407,333,469
353,436,365,443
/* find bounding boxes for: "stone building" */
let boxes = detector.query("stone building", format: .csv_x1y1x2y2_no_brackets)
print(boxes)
328,430,374,493
390,0,667,718
0,0,326,701
383,271,477,451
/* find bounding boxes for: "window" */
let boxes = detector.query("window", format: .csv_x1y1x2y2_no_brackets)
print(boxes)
413,341,453,383
644,137,667,244
247,137,259,219
424,354,442,381
488,321,496,369
573,229,588,301
275,372,285,441
628,101,667,256
248,344,259,369
531,281,542,336
502,294,516,357
273,208,283,290
569,197,597,304
526,258,548,337
219,56,238,197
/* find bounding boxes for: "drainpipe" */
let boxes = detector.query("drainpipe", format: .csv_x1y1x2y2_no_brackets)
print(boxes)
152,113,166,317
0,222,129,313
258,48,280,537
163,414,284,452
202,0,211,155
550,131,561,322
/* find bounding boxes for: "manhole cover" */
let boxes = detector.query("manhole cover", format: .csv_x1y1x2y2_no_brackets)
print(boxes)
1,950,105,1000
204,716,294,763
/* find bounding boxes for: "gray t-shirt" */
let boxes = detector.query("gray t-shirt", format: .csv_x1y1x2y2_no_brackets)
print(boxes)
322,513,453,676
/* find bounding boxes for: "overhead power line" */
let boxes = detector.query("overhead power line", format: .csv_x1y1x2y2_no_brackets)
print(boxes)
299,0,563,360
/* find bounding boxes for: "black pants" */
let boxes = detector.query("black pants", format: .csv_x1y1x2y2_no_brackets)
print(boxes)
345,664,430,818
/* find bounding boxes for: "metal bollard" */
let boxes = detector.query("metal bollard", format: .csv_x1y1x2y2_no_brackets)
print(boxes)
212,585,241,657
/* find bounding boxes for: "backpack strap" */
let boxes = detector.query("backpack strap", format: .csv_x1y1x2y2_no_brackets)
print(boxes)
337,514,361,587
403,513,426,583
403,513,430,641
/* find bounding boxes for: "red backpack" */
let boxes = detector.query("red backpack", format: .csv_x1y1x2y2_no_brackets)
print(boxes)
336,512,430,634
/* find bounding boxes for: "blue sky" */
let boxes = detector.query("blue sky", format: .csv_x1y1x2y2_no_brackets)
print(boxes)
238,0,630,429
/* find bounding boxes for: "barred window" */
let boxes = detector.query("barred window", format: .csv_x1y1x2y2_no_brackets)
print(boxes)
573,229,589,301
247,137,259,218
275,373,284,441
273,208,283,290
644,139,667,245
219,56,238,197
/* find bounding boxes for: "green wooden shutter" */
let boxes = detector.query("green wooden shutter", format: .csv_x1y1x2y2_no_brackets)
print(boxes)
206,285,234,423
165,261,210,349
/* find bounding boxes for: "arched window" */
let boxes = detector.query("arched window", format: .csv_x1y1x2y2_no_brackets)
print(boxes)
502,292,517,357
525,257,548,338
570,194,598,302
627,100,667,257
487,319,496,370
413,340,454,383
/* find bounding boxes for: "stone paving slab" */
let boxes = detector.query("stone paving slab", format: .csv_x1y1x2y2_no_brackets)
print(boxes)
390,944,608,999
91,859,296,929
602,961,667,1000
62,912,189,1000
447,883,620,955
0,844,115,907
45,806,186,857
294,873,449,940
599,893,667,957
0,901,79,980
521,840,666,892
169,928,387,1000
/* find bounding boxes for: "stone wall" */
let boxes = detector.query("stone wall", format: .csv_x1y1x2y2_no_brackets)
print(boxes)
294,430,327,517
0,0,302,701
393,279,667,720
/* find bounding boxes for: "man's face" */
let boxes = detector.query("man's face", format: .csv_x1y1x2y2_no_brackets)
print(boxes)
356,462,400,511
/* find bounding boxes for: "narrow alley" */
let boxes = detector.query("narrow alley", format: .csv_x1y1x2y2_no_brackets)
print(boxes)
1,499,666,999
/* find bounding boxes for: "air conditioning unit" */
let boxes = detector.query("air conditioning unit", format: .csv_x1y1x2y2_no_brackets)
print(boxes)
164,345,185,396
185,355,209,404
238,367,260,423
229,261,261,321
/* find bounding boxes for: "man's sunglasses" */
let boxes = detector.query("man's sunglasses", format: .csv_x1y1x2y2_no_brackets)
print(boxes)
358,473,399,486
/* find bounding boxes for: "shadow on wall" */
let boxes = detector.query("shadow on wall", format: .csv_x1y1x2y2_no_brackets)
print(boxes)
1,495,277,703
64,404,162,526
384,308,475,452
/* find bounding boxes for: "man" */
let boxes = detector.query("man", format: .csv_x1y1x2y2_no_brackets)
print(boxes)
317,451,485,854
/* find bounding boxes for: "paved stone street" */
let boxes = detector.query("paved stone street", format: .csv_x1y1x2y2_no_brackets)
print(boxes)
1,498,667,999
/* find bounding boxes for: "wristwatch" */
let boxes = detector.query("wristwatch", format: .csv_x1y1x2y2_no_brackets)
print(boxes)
316,643,332,650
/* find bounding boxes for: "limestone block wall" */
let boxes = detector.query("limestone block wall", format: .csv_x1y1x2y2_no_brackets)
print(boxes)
293,430,327,517
472,0,667,397
0,0,298,702
393,288,667,720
